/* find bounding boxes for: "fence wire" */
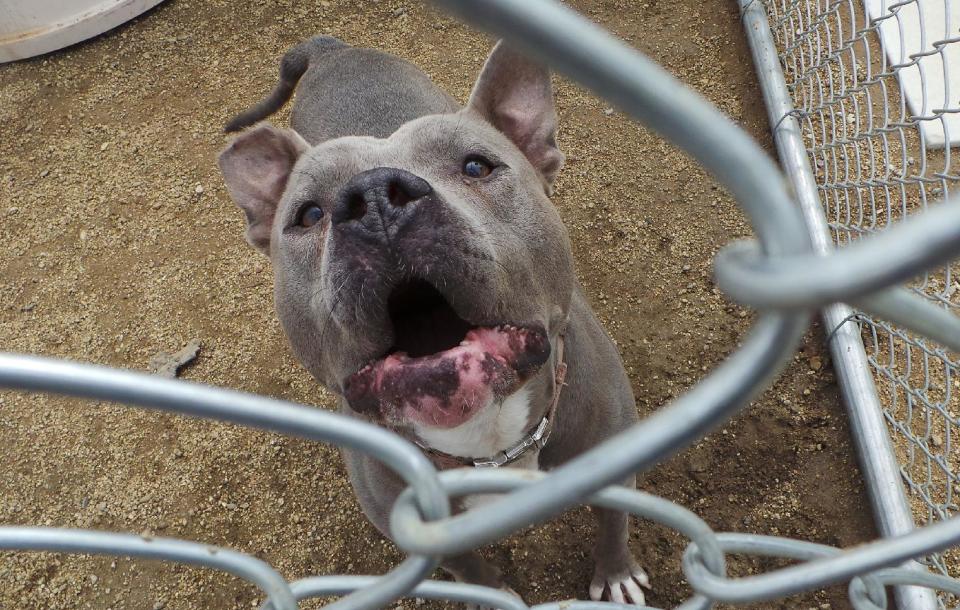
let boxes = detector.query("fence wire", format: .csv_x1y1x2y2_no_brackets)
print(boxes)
756,0,960,608
4,1,960,609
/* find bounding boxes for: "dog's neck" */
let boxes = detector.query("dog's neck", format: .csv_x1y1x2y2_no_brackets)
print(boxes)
410,335,567,469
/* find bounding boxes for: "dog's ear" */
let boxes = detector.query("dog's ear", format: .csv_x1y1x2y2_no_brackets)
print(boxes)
218,123,310,255
467,41,564,194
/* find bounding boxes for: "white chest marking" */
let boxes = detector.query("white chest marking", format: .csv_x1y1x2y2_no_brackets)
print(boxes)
413,387,533,458
413,387,543,510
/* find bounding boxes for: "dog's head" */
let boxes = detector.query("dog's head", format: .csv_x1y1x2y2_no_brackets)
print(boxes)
219,43,574,430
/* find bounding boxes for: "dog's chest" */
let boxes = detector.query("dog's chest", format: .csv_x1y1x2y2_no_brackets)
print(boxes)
414,388,542,510
413,387,534,458
461,449,541,510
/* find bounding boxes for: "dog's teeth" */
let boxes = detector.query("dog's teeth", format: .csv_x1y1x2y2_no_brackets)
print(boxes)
460,340,470,346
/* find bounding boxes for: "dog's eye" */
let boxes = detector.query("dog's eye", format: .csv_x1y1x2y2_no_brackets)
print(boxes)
297,203,325,228
462,157,494,179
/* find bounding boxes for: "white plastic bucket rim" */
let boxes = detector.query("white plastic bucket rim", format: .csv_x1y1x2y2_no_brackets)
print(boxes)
0,0,166,64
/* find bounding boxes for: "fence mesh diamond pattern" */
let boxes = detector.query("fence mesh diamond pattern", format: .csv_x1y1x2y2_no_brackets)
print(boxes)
760,0,959,606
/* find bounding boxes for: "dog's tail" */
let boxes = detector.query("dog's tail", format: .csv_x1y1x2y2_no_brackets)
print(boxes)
224,36,349,133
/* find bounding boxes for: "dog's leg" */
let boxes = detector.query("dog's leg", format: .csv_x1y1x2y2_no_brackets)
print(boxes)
441,552,504,588
589,476,651,606
344,449,518,606
443,552,520,610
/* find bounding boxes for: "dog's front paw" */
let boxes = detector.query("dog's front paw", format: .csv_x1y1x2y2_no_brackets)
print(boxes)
589,562,651,606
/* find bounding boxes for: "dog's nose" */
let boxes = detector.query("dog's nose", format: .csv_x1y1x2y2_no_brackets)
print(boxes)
332,167,432,230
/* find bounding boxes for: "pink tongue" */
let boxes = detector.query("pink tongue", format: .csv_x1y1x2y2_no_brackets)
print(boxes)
344,325,549,428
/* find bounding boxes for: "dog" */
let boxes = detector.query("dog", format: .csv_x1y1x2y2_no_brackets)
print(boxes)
218,35,650,606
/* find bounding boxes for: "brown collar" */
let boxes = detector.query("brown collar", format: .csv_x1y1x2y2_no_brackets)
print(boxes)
415,335,568,470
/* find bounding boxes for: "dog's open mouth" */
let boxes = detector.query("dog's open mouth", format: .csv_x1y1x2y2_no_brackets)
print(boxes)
343,279,550,428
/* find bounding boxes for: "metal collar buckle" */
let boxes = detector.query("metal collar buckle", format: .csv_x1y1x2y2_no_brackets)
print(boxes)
471,416,551,468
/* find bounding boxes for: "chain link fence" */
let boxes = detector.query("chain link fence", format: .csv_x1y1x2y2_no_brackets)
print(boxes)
5,0,960,609
753,0,960,607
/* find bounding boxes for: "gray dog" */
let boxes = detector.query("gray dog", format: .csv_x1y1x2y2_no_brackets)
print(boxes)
219,35,650,606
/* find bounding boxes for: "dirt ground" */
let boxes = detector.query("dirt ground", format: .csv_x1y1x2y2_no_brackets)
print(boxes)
0,1,877,609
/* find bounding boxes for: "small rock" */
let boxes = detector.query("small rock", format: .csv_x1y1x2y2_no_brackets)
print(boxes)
603,107,614,116
931,434,943,448
194,184,204,195
687,452,710,478
20,302,36,312
392,7,407,17
153,602,166,610
149,339,201,378
89,575,99,585
100,142,109,151
39,169,50,178
809,356,823,371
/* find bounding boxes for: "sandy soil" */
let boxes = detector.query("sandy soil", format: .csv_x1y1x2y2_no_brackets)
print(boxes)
0,1,875,609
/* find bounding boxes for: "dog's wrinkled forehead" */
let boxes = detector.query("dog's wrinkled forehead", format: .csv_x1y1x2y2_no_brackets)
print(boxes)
284,135,383,203
389,112,520,162
284,112,518,203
